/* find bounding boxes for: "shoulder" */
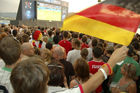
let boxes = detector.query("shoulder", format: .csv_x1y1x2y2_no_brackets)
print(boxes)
0,69,11,76
88,61,94,64
56,87,81,93
128,81,136,88
127,81,136,92
68,50,74,54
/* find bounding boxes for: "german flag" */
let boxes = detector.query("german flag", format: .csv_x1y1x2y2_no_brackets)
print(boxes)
61,0,140,45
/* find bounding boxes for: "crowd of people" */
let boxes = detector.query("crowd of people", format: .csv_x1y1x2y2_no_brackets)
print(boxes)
0,24,139,93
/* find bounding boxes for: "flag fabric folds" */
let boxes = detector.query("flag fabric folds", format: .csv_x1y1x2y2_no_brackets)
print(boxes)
61,1,140,46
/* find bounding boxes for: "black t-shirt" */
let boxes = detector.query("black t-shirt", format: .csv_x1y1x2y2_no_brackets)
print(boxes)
59,59,75,86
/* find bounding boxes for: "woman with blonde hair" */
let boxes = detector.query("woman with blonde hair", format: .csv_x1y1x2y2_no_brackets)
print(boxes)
112,63,137,93
40,48,52,64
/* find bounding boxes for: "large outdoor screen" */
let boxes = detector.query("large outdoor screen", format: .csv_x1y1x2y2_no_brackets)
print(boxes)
37,2,61,21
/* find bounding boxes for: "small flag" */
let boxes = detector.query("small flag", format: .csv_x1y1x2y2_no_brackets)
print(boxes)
61,0,140,45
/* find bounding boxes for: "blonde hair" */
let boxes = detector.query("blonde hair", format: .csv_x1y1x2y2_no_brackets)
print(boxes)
40,48,52,63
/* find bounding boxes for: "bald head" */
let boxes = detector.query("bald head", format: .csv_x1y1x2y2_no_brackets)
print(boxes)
52,46,66,60
21,43,35,57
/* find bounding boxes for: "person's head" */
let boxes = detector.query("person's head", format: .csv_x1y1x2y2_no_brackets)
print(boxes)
82,36,87,43
127,45,135,57
4,27,11,34
22,34,30,43
48,30,53,37
72,38,81,49
132,41,140,51
40,48,52,63
45,42,53,50
105,46,114,57
74,58,90,82
52,46,66,60
92,46,103,58
79,33,84,39
72,32,79,38
21,42,35,57
12,30,18,37
80,48,88,60
0,32,21,65
121,63,136,80
53,35,60,44
48,62,65,87
16,35,23,44
63,31,69,39
55,30,60,36
10,57,49,93
92,38,98,48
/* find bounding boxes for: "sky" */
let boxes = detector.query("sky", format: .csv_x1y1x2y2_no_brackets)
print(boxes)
63,0,100,12
0,0,20,13
0,0,100,13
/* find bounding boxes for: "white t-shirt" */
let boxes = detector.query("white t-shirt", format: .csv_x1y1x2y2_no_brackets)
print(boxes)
48,86,67,93
0,59,5,68
0,67,13,93
56,85,83,93
66,49,81,64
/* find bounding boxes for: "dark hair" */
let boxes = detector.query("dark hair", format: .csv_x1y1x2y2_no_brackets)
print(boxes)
55,30,60,36
82,36,87,43
46,42,52,50
92,39,98,47
132,41,140,50
22,34,30,43
48,62,65,87
10,57,49,93
63,31,68,38
0,34,21,65
92,47,103,58
38,26,41,30
74,58,90,82
53,35,60,44
17,35,23,44
12,30,18,37
72,32,78,38
97,43,104,49
81,48,88,60
106,47,114,55
127,45,135,57
79,33,84,39
48,30,53,37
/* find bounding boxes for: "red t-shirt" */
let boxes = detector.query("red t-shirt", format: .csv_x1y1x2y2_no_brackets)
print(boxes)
81,43,89,50
58,40,72,55
88,61,105,93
